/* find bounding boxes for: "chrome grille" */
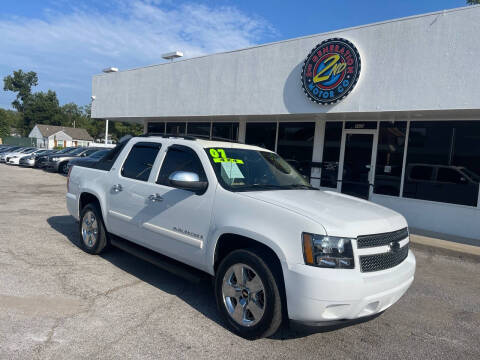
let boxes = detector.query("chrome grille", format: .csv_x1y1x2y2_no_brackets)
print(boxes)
359,243,409,272
357,228,409,249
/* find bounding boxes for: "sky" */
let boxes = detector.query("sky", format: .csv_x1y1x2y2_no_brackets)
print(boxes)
0,0,469,109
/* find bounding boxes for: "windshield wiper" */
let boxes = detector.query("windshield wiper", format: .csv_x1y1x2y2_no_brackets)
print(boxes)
235,184,317,192
283,184,317,190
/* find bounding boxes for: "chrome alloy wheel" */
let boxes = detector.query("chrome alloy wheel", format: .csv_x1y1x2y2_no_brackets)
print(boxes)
222,263,266,327
81,211,98,248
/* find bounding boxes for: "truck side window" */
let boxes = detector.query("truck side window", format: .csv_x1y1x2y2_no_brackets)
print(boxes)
410,165,433,181
437,168,465,184
157,145,207,186
121,142,161,181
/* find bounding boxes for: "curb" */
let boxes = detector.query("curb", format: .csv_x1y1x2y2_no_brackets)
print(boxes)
410,234,480,262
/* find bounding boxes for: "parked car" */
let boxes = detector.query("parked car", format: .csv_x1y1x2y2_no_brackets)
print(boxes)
0,146,21,159
0,147,34,163
35,147,76,169
402,163,480,206
0,145,20,153
67,149,110,172
67,135,415,339
7,148,42,165
47,147,104,174
19,149,53,167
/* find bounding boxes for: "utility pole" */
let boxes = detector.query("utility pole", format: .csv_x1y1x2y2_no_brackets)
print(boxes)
105,119,109,145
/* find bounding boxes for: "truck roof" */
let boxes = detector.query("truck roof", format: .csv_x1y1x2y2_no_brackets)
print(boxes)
134,135,272,153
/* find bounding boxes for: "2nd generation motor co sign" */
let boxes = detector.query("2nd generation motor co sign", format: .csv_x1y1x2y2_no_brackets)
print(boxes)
301,38,361,105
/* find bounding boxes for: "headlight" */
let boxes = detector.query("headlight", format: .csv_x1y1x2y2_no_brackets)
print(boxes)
302,233,354,269
52,157,58,161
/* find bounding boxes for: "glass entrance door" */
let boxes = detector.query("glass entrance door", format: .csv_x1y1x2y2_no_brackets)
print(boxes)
339,131,377,199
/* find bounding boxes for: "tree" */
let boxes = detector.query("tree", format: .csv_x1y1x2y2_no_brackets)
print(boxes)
22,90,61,133
2,69,144,140
60,102,83,128
0,116,10,138
0,108,22,137
467,0,480,4
3,70,38,113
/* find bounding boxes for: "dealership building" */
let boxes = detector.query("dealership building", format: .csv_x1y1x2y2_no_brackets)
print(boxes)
91,6,480,241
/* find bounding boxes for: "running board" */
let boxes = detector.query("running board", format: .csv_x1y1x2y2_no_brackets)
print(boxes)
110,235,209,284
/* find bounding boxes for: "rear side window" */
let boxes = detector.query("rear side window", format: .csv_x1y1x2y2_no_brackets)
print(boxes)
121,142,161,181
410,166,433,181
157,145,207,186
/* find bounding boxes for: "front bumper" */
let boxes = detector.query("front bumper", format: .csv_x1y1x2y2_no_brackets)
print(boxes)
19,158,35,166
7,157,21,165
46,161,60,171
283,250,415,323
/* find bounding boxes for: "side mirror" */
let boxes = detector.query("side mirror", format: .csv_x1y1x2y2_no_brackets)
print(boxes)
168,171,208,192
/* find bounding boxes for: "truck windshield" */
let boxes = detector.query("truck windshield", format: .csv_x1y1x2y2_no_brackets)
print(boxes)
205,147,315,192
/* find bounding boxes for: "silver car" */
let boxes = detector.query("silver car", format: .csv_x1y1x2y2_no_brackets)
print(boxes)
46,147,104,174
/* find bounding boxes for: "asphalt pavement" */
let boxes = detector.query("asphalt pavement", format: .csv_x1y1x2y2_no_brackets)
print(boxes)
0,164,479,359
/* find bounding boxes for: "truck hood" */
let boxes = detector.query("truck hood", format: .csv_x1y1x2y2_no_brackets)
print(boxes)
239,189,406,238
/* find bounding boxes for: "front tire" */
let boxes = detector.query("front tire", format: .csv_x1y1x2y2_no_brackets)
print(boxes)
79,203,108,254
215,249,283,339
59,162,68,174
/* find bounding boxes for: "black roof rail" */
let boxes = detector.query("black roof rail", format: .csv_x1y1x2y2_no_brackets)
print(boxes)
139,133,241,143
140,133,197,140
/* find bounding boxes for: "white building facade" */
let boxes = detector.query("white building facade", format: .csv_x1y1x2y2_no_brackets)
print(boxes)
29,125,93,149
91,6,480,241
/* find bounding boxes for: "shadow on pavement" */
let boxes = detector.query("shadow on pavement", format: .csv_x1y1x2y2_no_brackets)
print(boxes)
47,215,383,340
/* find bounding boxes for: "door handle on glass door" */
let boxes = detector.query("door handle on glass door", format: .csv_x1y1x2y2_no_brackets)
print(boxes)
112,184,123,192
148,193,163,202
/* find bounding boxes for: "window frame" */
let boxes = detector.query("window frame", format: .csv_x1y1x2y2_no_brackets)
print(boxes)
119,141,163,183
155,144,209,192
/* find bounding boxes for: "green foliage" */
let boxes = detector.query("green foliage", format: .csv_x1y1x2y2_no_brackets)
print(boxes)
0,108,22,129
23,90,61,131
467,0,480,4
2,69,143,141
0,116,9,138
3,70,38,113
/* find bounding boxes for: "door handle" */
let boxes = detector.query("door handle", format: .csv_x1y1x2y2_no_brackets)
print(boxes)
148,193,164,202
112,184,123,193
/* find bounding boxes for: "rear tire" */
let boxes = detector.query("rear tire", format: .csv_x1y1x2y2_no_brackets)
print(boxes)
214,249,283,339
59,162,68,175
79,203,108,254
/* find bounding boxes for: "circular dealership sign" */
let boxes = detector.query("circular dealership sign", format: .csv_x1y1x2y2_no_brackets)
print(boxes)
301,38,361,105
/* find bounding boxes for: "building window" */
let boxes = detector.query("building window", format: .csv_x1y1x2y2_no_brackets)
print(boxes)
245,122,277,151
212,122,238,141
166,122,186,135
403,121,480,206
374,121,407,196
187,122,211,138
277,122,315,177
147,122,165,134
320,122,342,188
121,142,161,182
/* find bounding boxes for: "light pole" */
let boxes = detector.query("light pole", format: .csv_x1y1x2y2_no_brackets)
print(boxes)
162,51,183,62
105,119,109,145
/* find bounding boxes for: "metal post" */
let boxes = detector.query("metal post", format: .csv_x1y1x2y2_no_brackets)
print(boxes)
399,120,410,198
105,119,109,145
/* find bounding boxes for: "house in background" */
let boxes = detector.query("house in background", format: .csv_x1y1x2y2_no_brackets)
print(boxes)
28,124,93,149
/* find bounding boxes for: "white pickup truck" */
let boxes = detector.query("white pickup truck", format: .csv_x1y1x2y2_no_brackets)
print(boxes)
66,135,415,339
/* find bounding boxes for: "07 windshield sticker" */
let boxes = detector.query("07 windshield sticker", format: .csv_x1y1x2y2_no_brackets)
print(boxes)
209,149,244,164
